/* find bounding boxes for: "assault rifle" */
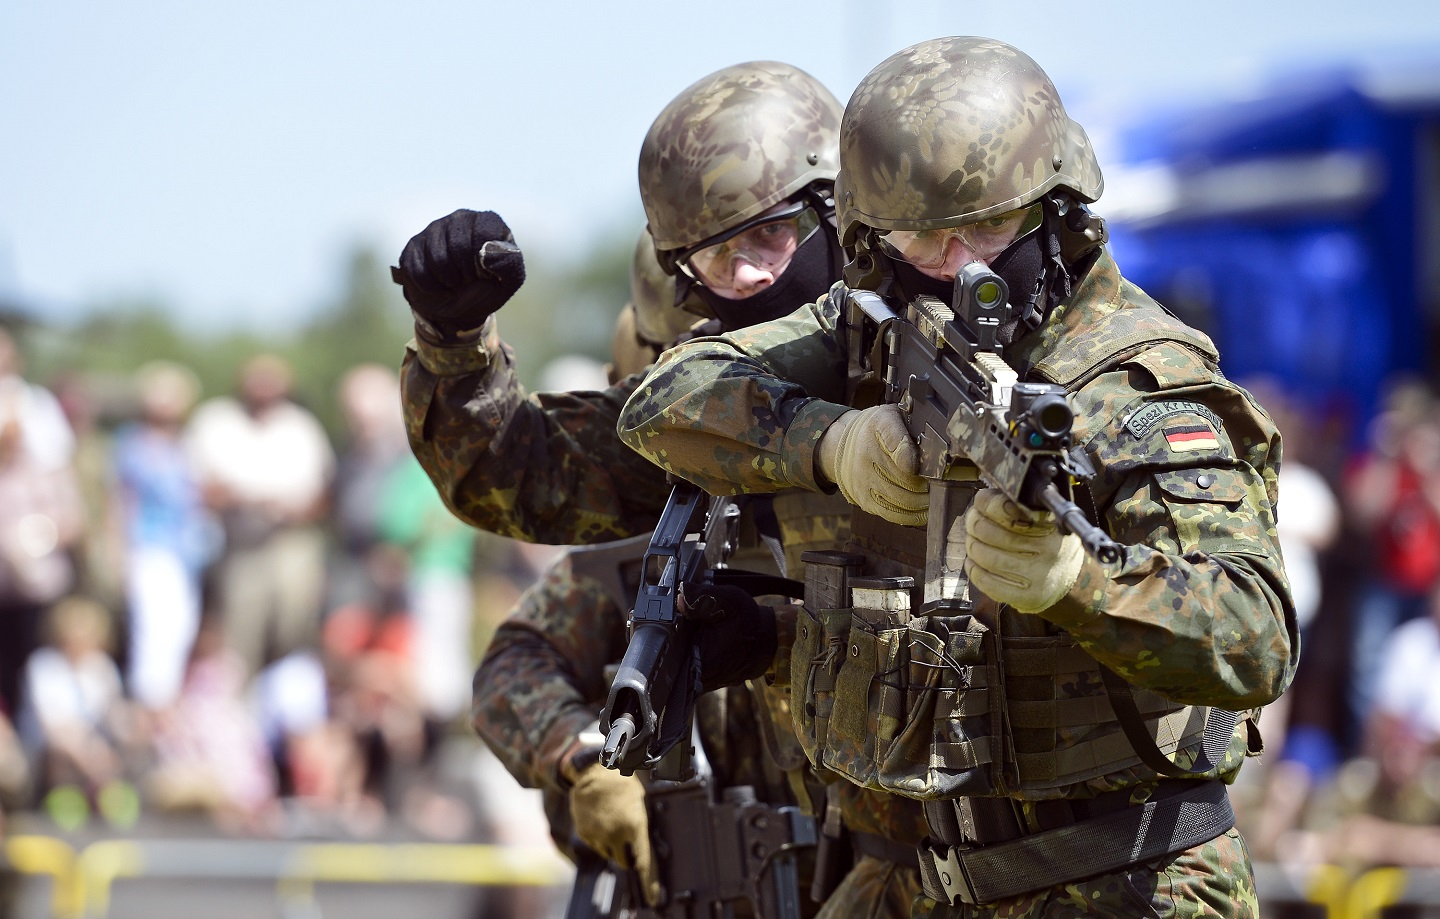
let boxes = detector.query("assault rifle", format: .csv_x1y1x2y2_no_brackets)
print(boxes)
599,482,802,780
844,262,1121,609
593,481,813,918
598,482,735,781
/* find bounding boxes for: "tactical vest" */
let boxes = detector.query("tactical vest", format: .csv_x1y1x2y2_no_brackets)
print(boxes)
791,287,1260,804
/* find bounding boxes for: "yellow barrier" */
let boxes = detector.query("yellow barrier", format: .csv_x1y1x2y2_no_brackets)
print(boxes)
282,842,570,886
1345,866,1412,919
64,838,572,918
275,843,572,915
75,839,145,919
1253,860,1351,919
4,835,81,918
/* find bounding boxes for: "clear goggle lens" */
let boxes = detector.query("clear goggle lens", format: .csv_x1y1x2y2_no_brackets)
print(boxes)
679,202,822,290
876,204,1043,269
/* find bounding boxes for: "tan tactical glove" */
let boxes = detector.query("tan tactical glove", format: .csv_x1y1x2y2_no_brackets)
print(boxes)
963,489,1083,613
568,762,660,906
816,406,928,526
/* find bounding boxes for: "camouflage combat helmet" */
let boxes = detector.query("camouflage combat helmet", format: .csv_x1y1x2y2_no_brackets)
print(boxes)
835,36,1103,248
611,229,702,381
639,61,843,257
629,228,701,344
609,305,650,381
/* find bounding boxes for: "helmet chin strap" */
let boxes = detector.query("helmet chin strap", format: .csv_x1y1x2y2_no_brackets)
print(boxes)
988,191,1105,345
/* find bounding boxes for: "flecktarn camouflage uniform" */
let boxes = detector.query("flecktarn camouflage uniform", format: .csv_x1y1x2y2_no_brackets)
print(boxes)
419,302,928,917
402,320,671,546
618,248,1298,918
471,486,931,918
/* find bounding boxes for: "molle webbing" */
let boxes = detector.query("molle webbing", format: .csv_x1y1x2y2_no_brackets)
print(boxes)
1001,638,1208,790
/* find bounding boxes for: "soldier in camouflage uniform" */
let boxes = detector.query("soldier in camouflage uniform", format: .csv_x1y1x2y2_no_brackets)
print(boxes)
394,63,927,916
618,38,1299,917
473,234,804,908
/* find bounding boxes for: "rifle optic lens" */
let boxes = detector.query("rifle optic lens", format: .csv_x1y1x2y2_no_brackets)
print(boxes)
976,281,1002,306
1033,399,1073,439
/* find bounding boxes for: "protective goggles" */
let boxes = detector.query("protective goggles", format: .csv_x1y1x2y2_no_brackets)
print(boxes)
676,200,822,291
876,203,1043,269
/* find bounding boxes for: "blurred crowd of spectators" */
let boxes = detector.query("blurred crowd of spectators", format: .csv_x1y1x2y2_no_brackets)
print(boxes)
0,329,564,846
1235,373,1440,872
4,321,1440,883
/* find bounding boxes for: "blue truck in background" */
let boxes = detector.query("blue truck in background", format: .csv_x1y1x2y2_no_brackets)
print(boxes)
1102,65,1440,453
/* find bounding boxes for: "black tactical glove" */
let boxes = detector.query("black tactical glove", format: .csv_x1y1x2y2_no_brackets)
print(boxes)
681,584,777,692
390,209,526,337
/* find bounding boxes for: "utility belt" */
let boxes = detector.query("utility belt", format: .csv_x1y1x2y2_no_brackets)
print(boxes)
809,778,1232,907
850,830,922,869
917,779,1234,905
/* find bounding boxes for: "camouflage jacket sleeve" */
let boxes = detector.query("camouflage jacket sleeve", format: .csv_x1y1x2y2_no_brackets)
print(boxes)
401,318,670,544
619,292,853,496
1040,341,1298,711
470,550,629,793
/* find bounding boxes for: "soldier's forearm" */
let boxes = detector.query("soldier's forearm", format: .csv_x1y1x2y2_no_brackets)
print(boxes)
1044,545,1296,709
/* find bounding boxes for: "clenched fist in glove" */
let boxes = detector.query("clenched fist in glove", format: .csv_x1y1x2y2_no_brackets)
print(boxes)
963,489,1083,613
391,209,526,338
681,584,777,692
567,760,661,906
816,406,928,527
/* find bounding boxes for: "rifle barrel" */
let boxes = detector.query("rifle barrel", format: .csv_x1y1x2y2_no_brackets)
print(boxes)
601,714,637,770
1037,483,1123,565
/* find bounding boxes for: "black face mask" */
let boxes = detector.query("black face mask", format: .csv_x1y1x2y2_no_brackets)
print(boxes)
889,257,954,303
696,227,841,333
987,227,1048,346
883,225,1049,349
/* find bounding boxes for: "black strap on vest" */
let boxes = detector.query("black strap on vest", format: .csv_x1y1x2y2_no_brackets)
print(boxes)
917,780,1233,905
1100,667,1239,780
850,831,921,870
710,569,805,601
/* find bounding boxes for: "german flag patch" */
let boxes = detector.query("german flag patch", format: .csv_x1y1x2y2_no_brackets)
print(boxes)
1163,423,1220,453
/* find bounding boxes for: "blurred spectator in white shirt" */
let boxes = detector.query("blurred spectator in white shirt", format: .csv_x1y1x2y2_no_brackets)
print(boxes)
185,354,335,677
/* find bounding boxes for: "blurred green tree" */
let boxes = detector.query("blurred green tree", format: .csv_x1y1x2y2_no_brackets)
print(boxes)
13,230,634,435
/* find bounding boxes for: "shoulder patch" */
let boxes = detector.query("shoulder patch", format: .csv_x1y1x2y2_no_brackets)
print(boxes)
1123,400,1224,440
1163,423,1220,453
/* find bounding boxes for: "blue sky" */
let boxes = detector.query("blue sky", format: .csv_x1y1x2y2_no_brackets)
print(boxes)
2,0,1437,331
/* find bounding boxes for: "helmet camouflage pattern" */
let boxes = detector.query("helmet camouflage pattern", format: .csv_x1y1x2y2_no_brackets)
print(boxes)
609,304,651,380
629,228,699,345
639,61,843,255
835,36,1103,247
